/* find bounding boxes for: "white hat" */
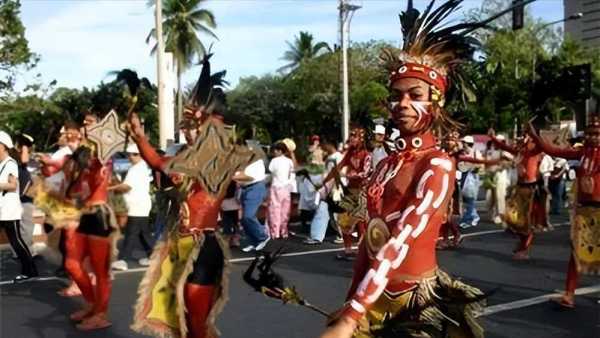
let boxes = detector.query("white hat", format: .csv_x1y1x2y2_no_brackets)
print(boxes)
461,135,474,144
126,143,139,154
0,131,14,149
496,134,505,141
373,125,386,135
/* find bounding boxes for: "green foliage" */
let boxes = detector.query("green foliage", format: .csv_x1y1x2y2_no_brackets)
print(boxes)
458,0,599,133
0,80,159,150
278,31,331,73
226,40,393,152
0,0,38,95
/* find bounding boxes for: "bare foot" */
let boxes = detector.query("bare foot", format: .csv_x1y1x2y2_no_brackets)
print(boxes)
75,313,112,330
58,282,82,297
552,294,575,309
69,305,93,322
512,251,530,260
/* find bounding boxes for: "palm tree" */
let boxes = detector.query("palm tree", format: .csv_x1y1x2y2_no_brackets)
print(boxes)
147,0,217,123
278,31,331,73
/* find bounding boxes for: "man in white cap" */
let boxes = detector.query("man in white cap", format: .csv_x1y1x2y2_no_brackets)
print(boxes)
0,130,38,282
110,143,154,270
371,125,389,168
458,135,483,228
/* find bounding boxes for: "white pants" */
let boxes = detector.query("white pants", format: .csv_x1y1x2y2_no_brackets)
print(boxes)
487,170,508,222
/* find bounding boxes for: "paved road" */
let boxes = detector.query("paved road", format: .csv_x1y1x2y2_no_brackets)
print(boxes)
1,211,599,338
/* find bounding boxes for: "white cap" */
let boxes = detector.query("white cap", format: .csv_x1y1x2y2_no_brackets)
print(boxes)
461,135,474,144
373,125,386,135
0,131,14,149
126,143,139,154
496,134,505,141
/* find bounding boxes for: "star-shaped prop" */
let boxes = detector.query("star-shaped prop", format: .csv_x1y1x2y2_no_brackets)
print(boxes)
85,110,128,164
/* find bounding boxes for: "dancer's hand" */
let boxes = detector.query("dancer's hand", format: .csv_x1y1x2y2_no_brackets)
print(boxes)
319,316,357,338
127,112,145,140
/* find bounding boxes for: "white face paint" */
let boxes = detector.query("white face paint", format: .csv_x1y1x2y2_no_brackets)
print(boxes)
409,100,432,127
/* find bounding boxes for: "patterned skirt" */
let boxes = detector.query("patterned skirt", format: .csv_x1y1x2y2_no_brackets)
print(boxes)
503,183,538,235
571,205,600,275
132,232,230,338
338,188,368,234
353,270,485,338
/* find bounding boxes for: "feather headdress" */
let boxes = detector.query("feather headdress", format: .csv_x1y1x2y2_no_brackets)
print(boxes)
186,52,229,114
382,0,518,96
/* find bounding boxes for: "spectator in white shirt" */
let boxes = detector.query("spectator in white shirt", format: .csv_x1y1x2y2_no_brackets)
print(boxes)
233,157,270,252
0,131,38,282
371,125,389,168
110,143,154,270
267,143,295,239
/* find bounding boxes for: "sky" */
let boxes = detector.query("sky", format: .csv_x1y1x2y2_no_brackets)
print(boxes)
17,0,565,91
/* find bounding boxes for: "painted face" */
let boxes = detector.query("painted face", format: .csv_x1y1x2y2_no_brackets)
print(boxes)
182,127,198,146
348,128,365,149
388,78,432,135
444,131,461,152
585,126,600,147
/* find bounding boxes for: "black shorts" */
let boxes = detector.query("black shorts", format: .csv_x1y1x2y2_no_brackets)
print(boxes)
187,232,224,285
77,207,114,237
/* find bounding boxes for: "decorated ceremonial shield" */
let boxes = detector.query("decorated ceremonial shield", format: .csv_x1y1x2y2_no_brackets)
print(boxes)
85,110,128,164
365,217,391,259
164,117,260,197
540,126,571,148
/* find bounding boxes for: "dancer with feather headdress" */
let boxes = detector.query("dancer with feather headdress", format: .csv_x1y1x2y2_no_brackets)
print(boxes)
129,54,260,338
319,1,506,337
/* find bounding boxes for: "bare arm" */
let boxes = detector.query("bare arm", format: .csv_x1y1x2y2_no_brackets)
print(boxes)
527,124,582,160
0,174,17,192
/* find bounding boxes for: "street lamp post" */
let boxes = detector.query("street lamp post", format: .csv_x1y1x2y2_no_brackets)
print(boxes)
339,0,361,143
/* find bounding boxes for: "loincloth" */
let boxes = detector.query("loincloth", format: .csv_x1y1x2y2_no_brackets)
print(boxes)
132,231,230,338
354,270,485,338
571,205,600,275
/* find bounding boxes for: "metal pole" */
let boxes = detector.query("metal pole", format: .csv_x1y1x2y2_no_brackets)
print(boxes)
339,1,360,143
155,0,173,149
341,1,350,142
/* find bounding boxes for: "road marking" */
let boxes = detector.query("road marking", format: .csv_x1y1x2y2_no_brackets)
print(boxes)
477,284,600,317
0,223,569,281
0,276,65,286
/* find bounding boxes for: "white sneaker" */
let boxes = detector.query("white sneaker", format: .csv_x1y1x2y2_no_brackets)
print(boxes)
138,258,150,267
333,237,344,244
255,237,271,251
241,245,255,253
111,260,128,271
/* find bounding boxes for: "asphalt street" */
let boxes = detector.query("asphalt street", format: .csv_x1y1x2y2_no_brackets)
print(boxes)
1,210,599,338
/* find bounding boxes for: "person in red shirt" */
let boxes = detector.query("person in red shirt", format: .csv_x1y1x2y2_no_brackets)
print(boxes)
488,128,546,260
320,2,485,337
527,118,600,308
322,126,372,260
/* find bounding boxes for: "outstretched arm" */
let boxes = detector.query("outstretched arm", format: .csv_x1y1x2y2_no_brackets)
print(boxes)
458,155,501,166
322,151,350,185
527,124,582,160
40,155,69,177
128,112,170,171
